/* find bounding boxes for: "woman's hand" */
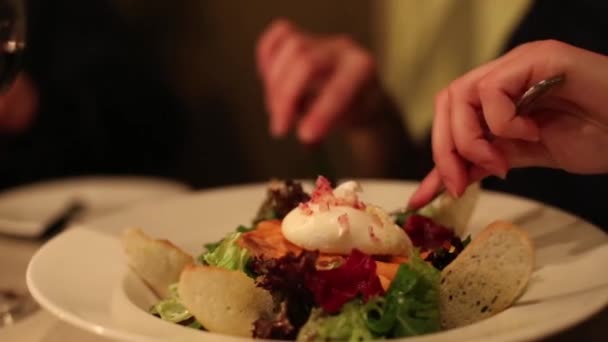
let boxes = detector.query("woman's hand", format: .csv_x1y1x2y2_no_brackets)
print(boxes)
410,40,608,208
256,19,385,145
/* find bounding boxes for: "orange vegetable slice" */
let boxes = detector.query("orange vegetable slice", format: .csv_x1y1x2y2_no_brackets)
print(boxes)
238,220,409,289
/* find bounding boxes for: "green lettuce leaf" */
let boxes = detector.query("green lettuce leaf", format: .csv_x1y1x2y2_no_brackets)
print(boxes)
395,183,479,236
297,299,375,341
203,240,221,253
150,283,192,323
365,251,441,337
236,224,255,233
203,225,254,253
198,232,250,272
393,204,438,227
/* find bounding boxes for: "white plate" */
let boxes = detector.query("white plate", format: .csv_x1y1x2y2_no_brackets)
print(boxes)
26,180,608,342
0,176,190,237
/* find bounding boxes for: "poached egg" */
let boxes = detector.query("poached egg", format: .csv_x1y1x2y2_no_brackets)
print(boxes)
281,178,412,256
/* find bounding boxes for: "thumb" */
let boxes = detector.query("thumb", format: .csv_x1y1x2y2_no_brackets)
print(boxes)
492,138,557,170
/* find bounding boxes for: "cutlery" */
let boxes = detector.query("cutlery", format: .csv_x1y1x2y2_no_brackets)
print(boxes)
0,198,86,240
39,199,85,239
395,74,565,217
0,288,38,328
0,199,85,328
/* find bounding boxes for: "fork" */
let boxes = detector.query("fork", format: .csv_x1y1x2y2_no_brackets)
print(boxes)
398,74,566,215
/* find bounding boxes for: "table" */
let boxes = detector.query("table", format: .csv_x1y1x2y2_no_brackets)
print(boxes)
0,233,112,342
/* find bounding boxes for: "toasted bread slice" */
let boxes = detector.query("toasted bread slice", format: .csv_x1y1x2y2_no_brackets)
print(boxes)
178,265,273,337
439,220,534,329
122,227,194,298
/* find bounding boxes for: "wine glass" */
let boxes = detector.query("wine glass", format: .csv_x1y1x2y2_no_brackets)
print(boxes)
0,0,37,328
0,0,25,92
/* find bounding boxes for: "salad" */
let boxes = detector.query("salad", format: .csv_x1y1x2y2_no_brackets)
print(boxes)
122,176,534,340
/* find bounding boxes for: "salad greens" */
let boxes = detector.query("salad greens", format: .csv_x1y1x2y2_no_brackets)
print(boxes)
297,300,375,341
295,250,441,341
199,232,250,272
394,206,439,227
394,198,440,226
250,251,319,339
202,225,253,253
366,251,441,337
150,283,202,329
253,179,310,224
144,179,464,340
236,224,255,233
150,227,254,330
394,182,479,236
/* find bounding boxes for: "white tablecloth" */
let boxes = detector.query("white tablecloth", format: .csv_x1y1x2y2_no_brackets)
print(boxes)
0,234,113,342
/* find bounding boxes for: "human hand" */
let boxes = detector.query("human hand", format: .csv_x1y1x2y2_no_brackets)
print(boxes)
256,18,385,145
410,40,608,208
0,73,37,134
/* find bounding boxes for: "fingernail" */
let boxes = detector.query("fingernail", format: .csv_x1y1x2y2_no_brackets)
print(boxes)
406,196,420,210
298,125,316,144
524,130,540,142
444,180,460,198
486,165,507,180
480,157,508,180
492,169,507,180
270,124,280,138
271,119,285,138
447,188,460,198
497,169,508,180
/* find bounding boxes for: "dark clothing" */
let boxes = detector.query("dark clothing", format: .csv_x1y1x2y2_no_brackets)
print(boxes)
506,0,608,55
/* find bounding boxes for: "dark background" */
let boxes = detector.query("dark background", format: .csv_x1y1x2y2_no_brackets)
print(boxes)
0,0,606,230
0,1,604,339
0,0,375,192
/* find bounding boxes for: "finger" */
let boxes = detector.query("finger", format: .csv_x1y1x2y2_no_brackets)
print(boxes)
272,49,331,137
466,138,556,181
491,138,557,169
265,34,310,132
444,55,513,179
408,168,442,209
451,99,508,179
296,49,373,144
256,18,296,77
431,42,548,182
267,34,310,87
468,166,491,183
477,58,554,141
432,89,468,197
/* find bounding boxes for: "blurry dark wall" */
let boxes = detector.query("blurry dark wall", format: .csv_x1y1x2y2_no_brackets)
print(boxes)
0,1,375,190
113,0,375,186
1,0,195,189
203,1,374,182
